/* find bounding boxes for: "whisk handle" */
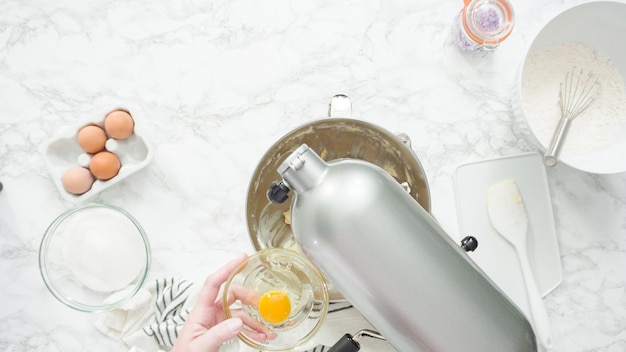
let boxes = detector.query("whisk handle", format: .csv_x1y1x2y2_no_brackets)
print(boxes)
543,117,572,167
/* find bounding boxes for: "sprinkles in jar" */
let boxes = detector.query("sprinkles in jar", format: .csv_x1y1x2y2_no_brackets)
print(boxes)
452,0,515,52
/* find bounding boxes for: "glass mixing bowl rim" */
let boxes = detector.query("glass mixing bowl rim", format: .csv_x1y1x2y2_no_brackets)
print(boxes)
38,203,151,313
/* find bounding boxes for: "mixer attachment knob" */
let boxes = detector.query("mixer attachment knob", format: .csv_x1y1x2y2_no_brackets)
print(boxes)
267,181,290,204
328,334,361,352
460,235,479,252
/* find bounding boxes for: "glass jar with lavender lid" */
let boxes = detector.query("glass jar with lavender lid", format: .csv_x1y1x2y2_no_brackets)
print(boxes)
452,0,515,52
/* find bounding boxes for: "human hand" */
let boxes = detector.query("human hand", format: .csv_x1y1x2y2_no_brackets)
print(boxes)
172,253,276,352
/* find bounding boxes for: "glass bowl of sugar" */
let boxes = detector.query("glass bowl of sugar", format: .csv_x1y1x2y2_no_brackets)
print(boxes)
39,203,150,312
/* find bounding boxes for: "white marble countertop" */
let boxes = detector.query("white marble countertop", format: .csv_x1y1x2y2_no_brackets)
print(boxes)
1,0,625,351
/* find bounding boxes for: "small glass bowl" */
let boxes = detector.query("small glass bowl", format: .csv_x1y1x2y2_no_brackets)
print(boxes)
39,203,151,312
223,248,329,351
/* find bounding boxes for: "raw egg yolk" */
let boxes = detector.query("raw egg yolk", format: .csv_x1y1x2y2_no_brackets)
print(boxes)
258,290,291,324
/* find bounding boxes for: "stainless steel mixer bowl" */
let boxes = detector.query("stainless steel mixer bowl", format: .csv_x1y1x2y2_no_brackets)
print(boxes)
246,115,431,301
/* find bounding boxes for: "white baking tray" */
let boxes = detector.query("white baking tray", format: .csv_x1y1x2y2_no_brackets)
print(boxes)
453,152,562,318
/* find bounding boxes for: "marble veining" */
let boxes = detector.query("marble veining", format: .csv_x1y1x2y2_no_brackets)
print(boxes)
1,0,625,351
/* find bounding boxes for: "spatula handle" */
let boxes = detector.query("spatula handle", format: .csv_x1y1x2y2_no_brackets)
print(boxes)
517,247,554,349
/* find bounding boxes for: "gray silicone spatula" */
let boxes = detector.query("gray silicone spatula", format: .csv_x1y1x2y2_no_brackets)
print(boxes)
487,179,553,349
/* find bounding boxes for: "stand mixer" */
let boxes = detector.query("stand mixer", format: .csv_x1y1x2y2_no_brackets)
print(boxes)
266,144,538,352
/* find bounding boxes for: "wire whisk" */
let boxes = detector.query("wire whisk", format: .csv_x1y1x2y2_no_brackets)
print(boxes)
543,68,601,167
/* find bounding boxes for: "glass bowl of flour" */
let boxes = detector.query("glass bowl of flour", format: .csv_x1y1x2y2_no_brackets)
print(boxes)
39,203,150,312
516,1,626,174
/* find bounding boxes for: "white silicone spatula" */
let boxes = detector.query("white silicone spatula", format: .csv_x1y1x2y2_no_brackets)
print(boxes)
487,180,553,349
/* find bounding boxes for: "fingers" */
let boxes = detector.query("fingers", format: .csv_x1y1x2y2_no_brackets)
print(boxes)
241,326,275,343
196,253,248,310
193,318,243,352
220,284,277,341
222,284,263,307
230,308,278,341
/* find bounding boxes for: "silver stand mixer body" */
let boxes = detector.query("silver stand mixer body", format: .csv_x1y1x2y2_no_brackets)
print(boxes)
274,144,537,352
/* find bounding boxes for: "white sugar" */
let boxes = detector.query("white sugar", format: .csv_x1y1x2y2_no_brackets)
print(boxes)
62,207,146,292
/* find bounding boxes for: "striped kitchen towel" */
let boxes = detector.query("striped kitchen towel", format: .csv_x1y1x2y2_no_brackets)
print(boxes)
96,278,198,352
142,278,195,347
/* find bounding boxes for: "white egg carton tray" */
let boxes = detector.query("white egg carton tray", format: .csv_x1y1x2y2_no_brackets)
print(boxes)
39,106,154,203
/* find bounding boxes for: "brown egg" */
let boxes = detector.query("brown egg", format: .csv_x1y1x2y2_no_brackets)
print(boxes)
90,151,121,180
62,166,95,195
77,125,107,153
104,110,135,140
